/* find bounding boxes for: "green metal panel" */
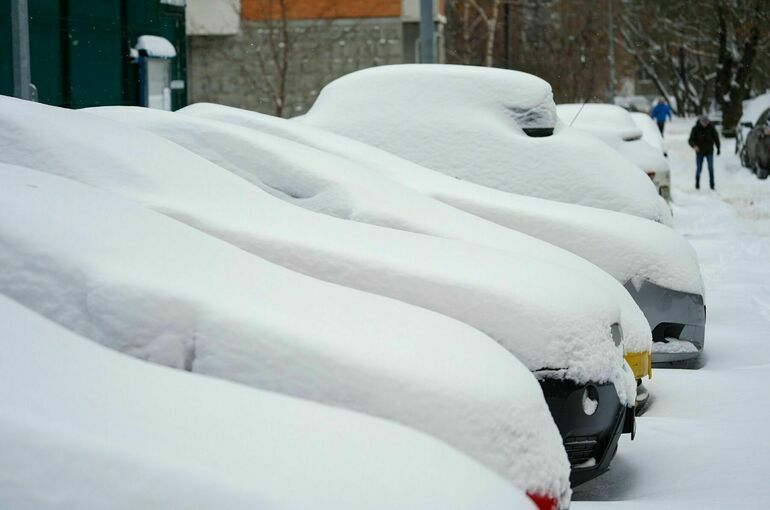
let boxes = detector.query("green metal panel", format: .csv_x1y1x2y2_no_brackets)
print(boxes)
1,0,186,109
28,0,62,105
67,0,122,108
0,0,13,96
1,0,64,104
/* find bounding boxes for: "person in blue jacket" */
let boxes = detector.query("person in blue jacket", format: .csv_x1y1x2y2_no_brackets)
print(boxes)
650,97,672,135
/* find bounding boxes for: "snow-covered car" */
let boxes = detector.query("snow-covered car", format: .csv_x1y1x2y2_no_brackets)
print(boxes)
0,294,539,510
173,105,662,381
0,163,570,509
0,97,635,488
738,105,770,179
284,67,705,365
632,110,675,195
631,111,668,157
299,64,672,225
557,104,672,201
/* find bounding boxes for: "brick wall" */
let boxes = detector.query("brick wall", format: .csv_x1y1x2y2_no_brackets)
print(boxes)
189,17,403,116
242,0,401,20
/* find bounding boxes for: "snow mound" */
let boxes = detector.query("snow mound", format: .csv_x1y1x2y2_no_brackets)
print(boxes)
0,294,538,510
299,64,670,223
0,97,633,408
88,107,649,390
182,103,702,330
135,35,177,58
557,104,669,175
0,163,570,504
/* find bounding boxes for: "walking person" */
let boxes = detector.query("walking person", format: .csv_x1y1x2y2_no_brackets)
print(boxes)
650,97,672,135
688,115,721,190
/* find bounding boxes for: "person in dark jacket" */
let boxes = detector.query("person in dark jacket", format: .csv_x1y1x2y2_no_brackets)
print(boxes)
688,115,721,190
650,97,672,135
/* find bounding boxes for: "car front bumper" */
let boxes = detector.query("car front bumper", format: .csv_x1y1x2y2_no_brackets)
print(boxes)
539,378,634,487
624,281,706,365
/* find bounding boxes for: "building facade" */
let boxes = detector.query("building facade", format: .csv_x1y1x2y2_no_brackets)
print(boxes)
187,0,445,116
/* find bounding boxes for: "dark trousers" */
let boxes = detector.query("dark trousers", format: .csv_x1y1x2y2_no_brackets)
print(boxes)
696,152,715,189
657,121,665,135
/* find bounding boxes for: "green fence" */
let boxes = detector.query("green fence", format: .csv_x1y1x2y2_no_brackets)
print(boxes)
0,0,186,110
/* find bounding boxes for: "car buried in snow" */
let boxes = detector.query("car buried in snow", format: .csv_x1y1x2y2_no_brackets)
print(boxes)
0,96,636,489
91,105,650,483
6,96,636,490
557,104,672,201
0,295,539,510
632,111,673,193
0,162,570,509
89,104,654,387
298,64,671,225
292,65,707,366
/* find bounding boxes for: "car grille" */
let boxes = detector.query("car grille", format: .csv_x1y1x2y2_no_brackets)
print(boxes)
564,436,598,467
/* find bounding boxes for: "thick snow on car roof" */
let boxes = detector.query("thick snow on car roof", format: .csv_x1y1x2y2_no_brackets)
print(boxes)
181,103,701,302
557,103,642,141
0,164,569,504
0,97,634,408
557,104,669,175
0,295,538,510
91,104,653,359
299,64,669,223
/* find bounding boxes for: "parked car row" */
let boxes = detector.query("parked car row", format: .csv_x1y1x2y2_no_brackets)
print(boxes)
0,65,706,510
556,103,672,200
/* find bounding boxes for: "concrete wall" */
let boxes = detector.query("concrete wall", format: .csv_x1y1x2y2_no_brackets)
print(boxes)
189,17,403,116
187,0,240,36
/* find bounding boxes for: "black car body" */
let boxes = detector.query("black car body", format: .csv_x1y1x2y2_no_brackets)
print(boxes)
539,377,635,486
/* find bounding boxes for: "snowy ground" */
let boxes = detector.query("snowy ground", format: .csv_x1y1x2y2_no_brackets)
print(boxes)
573,118,770,509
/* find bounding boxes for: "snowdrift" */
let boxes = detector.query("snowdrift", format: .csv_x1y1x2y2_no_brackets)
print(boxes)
182,103,701,298
89,104,654,361
0,294,537,510
0,163,570,504
0,96,634,404
299,64,670,223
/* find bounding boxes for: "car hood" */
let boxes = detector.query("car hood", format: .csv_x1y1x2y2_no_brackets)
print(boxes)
0,295,540,510
0,163,569,505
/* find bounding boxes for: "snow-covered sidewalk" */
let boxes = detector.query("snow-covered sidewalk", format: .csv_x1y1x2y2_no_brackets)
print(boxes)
574,118,770,509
